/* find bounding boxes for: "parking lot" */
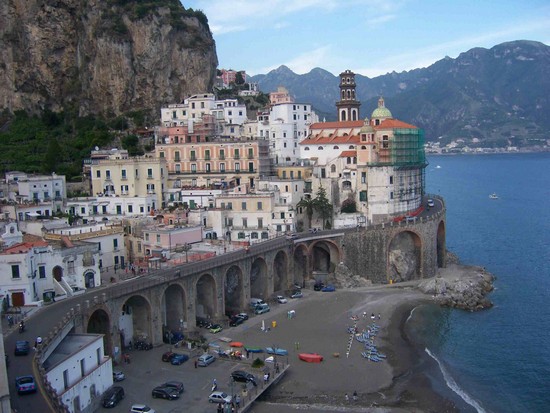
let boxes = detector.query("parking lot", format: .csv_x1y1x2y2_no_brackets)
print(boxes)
99,297,300,413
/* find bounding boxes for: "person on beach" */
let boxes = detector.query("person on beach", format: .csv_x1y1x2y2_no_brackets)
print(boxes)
353,390,358,401
371,313,375,320
345,393,349,402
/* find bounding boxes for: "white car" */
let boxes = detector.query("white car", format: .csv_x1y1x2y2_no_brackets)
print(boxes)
112,370,125,382
130,404,155,413
209,391,232,404
277,295,288,304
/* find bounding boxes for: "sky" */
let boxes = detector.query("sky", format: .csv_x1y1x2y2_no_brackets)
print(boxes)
181,0,550,78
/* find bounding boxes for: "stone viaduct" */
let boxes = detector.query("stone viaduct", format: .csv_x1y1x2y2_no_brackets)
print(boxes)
70,197,446,359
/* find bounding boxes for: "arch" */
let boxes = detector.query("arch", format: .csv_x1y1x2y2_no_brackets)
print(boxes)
437,220,446,268
195,274,217,319
311,240,340,276
273,250,289,292
250,258,268,299
53,266,63,282
341,110,347,121
161,284,186,337
224,265,244,316
120,295,152,348
388,230,422,282
87,308,112,356
84,271,95,288
330,165,336,173
293,244,309,287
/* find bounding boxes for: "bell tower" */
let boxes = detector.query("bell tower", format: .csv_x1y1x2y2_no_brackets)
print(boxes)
336,70,361,121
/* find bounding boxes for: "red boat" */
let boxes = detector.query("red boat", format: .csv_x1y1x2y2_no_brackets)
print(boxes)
298,353,323,363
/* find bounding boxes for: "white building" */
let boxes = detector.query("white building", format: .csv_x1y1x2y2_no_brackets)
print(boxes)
0,238,100,307
43,334,113,413
43,221,126,271
3,172,66,212
66,195,156,221
257,100,318,165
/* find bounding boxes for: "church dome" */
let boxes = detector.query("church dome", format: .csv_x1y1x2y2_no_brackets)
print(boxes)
371,97,392,119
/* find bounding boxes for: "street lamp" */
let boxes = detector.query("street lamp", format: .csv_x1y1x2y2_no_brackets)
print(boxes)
182,243,192,263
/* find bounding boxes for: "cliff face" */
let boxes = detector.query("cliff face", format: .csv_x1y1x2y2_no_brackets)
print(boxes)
0,0,218,117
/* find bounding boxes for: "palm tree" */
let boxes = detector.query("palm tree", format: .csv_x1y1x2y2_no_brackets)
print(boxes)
297,197,315,229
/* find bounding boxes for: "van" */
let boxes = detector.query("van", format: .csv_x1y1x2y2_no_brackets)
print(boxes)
254,303,270,315
102,386,125,408
250,298,266,309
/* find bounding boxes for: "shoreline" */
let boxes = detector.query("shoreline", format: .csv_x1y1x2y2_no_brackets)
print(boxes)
233,264,493,412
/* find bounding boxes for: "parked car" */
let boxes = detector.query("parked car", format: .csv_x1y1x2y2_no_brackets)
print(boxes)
162,351,176,362
197,354,215,367
290,291,303,299
276,295,288,304
112,370,125,382
209,391,232,404
161,381,184,394
237,312,249,320
102,386,125,408
209,324,223,334
322,284,336,292
130,404,155,413
14,340,30,356
151,386,180,400
229,316,244,327
170,354,189,365
313,282,325,291
15,375,37,395
427,198,435,207
231,370,257,386
254,303,270,315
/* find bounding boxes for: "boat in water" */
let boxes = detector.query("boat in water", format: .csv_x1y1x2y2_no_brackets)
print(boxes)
298,353,324,363
489,193,499,199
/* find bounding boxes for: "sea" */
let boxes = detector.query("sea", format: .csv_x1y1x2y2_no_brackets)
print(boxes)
405,153,550,413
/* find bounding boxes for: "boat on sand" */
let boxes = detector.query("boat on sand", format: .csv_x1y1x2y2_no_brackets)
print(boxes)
298,353,323,363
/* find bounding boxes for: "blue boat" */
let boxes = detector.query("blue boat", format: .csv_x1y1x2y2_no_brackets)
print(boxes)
265,347,288,356
244,347,263,353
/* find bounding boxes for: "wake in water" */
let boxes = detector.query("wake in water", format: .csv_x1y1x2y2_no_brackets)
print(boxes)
425,348,488,413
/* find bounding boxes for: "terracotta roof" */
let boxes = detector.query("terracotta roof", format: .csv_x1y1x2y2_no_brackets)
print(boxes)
300,134,361,145
339,150,357,157
3,240,47,254
375,119,417,129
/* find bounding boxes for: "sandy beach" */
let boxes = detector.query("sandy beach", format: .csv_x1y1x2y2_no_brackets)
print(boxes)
220,265,490,412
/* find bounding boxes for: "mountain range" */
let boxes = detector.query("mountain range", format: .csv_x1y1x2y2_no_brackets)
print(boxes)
250,40,550,148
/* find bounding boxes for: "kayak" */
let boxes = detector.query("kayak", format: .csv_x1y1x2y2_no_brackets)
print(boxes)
229,342,244,347
298,353,323,363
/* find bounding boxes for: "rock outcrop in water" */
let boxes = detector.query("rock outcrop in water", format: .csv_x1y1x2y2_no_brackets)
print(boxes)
0,0,218,117
418,264,495,311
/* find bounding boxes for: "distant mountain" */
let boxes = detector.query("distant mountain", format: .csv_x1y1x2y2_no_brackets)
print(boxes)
250,41,550,148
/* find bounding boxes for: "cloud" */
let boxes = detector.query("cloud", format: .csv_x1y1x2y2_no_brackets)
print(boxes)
367,14,397,26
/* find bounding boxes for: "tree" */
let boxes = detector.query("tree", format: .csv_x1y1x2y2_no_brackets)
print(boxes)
297,197,315,229
235,71,245,85
340,197,357,213
313,186,333,229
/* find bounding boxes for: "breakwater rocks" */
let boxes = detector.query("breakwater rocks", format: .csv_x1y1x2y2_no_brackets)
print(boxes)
418,264,495,311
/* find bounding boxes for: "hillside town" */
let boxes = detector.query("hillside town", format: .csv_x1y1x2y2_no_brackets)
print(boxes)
0,70,428,309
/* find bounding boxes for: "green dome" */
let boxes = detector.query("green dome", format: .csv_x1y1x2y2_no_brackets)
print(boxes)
371,97,392,119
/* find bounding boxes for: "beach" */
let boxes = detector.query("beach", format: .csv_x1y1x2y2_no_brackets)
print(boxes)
224,265,489,412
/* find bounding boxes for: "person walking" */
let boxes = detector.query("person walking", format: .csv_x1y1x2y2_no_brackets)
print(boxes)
345,393,349,402
353,390,358,401
194,359,198,368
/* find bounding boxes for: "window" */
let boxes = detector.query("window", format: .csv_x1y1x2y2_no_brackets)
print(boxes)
206,163,211,172
113,239,118,249
258,218,263,228
128,205,133,213
39,265,46,279
96,170,101,178
235,162,240,172
242,218,248,228
242,202,247,210
238,232,245,239
63,369,69,390
248,148,253,158
145,233,149,241
220,163,225,172
68,261,75,275
234,149,240,159
121,169,127,179
331,165,336,173
205,150,211,160
389,176,393,184
362,172,366,184
257,201,263,210
219,149,225,159
321,168,326,178
280,212,285,219
147,168,153,178
175,151,181,161
191,164,197,173
248,162,254,172
106,170,111,179
360,191,367,201
156,234,161,243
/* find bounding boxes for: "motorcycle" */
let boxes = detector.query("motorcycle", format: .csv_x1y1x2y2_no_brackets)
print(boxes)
19,323,25,333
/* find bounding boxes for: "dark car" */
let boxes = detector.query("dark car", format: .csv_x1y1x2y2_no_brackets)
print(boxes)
313,282,325,291
229,316,244,327
102,386,125,408
161,381,184,394
14,340,30,356
152,386,180,400
15,375,37,394
231,370,257,386
170,354,189,365
162,351,176,362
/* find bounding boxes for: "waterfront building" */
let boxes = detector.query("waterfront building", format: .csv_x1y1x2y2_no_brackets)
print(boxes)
66,195,156,220
0,172,66,213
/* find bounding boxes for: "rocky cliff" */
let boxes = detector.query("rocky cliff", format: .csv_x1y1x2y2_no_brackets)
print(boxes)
0,0,218,117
